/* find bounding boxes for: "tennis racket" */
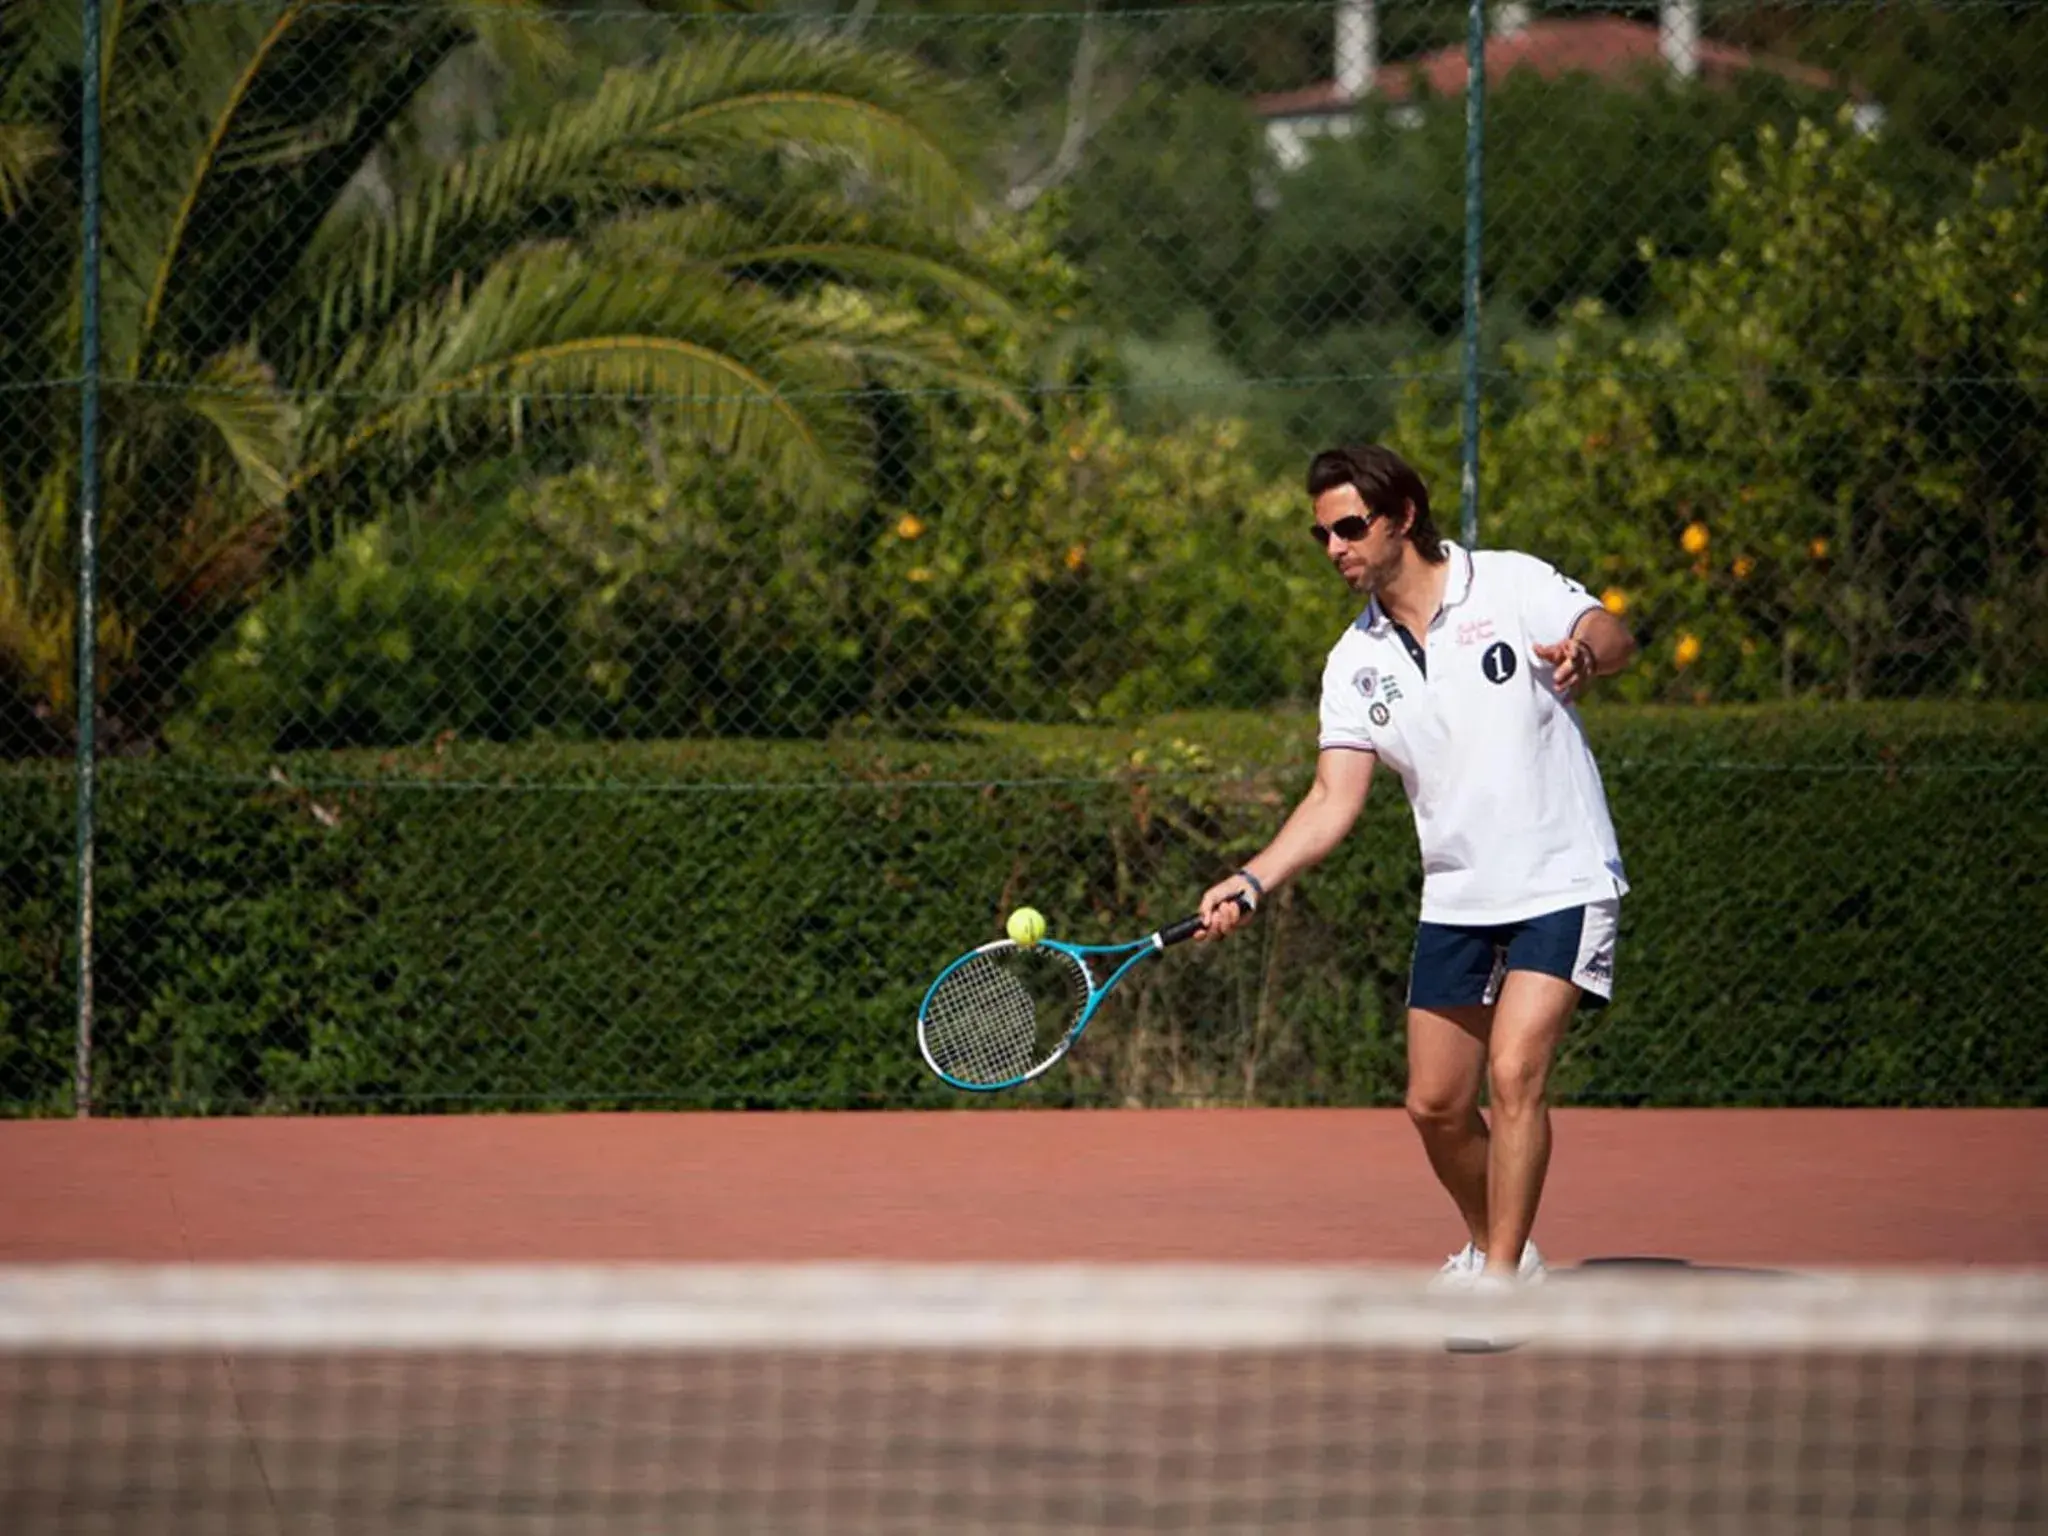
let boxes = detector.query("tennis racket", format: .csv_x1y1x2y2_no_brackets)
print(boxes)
916,895,1251,1093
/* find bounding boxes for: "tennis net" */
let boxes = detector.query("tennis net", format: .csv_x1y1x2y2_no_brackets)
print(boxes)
3,1263,2043,1534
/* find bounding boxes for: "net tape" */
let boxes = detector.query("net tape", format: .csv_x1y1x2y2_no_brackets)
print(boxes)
5,1264,2046,1351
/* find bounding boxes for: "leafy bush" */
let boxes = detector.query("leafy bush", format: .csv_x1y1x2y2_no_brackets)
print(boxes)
1397,117,2048,702
5,704,2043,1115
176,399,1334,747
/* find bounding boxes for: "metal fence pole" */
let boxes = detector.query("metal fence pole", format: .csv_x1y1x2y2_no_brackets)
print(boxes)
1458,0,1487,549
73,0,105,1118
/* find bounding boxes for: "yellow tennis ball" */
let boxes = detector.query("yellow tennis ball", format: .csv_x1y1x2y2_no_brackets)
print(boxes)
1007,907,1047,946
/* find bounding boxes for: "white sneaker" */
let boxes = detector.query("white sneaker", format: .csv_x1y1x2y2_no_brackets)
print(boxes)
1430,1239,1546,1291
1428,1241,1487,1292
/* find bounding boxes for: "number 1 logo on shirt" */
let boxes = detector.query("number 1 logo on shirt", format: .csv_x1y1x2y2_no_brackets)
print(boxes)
1481,641,1518,684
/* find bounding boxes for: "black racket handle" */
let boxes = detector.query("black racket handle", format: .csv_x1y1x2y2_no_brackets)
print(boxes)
1157,892,1254,948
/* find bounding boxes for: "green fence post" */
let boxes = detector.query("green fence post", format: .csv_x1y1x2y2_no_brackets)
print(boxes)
73,0,105,1118
1459,0,1486,549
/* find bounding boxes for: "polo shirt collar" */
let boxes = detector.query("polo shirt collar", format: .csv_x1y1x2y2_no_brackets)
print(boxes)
1357,542,1474,634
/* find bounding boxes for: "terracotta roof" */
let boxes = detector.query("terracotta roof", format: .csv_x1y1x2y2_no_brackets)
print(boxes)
1253,15,1851,119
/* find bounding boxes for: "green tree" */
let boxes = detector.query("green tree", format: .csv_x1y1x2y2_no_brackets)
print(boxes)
1240,69,1871,425
1397,115,2048,702
1724,0,2048,168
1059,80,1267,346
0,0,1018,755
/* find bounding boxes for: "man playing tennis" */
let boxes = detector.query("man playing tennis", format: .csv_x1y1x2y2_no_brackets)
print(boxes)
1196,444,1638,1289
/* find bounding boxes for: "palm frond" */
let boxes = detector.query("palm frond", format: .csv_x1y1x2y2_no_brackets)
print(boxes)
788,287,1029,420
0,581,69,714
466,0,572,87
294,241,877,510
0,119,53,214
287,29,983,374
0,0,81,118
591,201,1026,329
182,345,300,508
632,31,981,212
149,348,303,620
0,461,72,710
0,119,68,372
0,113,73,530
634,1,767,13
69,344,299,630
307,339,865,519
8,458,67,596
108,0,487,376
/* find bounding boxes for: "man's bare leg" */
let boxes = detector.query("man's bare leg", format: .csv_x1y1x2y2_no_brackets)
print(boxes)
1405,1005,1494,1250
1482,971,1581,1276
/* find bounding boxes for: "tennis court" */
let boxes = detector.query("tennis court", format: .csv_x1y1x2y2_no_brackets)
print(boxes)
3,1109,2045,1532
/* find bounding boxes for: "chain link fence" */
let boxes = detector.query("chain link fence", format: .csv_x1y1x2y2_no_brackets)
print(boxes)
2,0,2043,1115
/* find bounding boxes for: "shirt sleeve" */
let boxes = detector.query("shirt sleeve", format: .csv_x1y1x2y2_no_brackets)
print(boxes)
1511,552,1605,642
1318,646,1378,753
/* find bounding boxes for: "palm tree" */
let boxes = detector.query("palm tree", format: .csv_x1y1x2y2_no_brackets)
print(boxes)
0,0,1022,754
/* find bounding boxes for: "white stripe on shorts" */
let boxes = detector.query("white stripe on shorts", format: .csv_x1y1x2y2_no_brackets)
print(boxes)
1573,898,1620,999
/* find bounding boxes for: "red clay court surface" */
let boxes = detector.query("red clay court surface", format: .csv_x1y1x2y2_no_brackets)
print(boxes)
2,1108,2044,1268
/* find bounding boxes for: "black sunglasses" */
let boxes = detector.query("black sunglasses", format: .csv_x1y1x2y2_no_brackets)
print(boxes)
1311,512,1378,545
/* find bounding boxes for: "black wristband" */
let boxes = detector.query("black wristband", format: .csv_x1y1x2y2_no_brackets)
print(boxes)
1234,868,1265,909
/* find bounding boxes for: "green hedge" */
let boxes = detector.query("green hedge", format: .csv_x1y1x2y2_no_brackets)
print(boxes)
3,704,2044,1115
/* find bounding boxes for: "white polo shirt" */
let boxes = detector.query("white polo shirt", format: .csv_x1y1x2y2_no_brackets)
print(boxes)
1318,543,1629,925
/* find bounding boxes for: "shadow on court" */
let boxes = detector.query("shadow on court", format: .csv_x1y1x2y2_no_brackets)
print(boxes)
1557,1256,1800,1280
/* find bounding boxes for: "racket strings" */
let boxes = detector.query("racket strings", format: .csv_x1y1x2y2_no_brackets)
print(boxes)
921,947,1089,1088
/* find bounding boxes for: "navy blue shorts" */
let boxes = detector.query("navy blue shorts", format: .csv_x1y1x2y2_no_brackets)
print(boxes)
1408,900,1619,1011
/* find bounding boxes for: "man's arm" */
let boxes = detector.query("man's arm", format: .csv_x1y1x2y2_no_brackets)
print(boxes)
1195,747,1376,941
1536,606,1638,700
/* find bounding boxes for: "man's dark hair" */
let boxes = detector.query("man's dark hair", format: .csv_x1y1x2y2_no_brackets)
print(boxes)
1306,444,1446,562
